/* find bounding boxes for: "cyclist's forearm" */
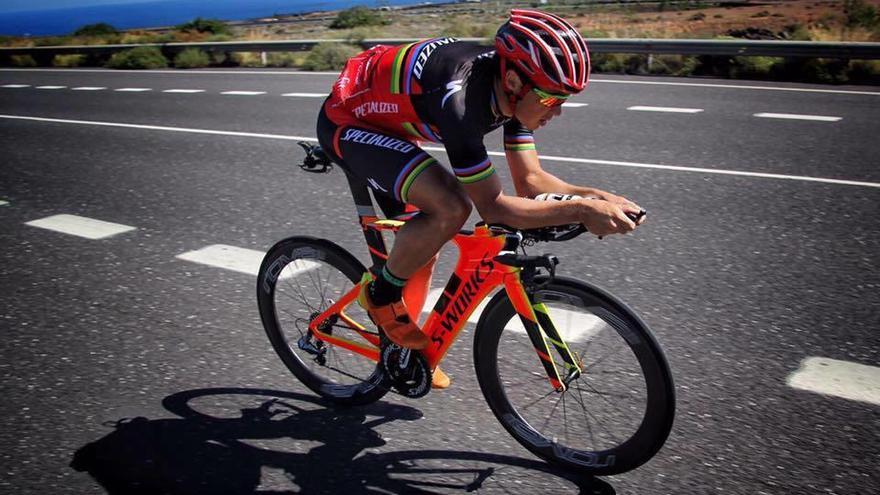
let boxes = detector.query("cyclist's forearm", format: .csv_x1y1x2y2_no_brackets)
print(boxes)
477,194,586,229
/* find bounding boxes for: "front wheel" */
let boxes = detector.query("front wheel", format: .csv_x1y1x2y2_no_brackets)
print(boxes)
473,277,675,476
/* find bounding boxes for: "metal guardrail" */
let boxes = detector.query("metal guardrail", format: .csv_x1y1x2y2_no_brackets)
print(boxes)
2,38,879,60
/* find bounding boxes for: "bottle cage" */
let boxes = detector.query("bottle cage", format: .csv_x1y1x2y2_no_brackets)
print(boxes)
298,142,333,173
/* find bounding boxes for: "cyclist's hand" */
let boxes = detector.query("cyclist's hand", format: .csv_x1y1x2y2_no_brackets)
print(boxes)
579,200,639,237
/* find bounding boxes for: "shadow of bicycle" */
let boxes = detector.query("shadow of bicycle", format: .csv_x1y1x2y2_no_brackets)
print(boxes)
70,387,615,494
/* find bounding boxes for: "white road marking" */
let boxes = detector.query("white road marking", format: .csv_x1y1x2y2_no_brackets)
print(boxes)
115,87,152,92
176,244,317,277
35,85,66,90
754,112,842,122
561,102,588,108
221,91,266,96
71,86,106,91
163,89,205,93
1,84,30,88
3,68,879,96
25,214,136,239
787,357,880,406
628,105,703,113
593,78,880,96
420,288,602,342
3,114,878,189
281,92,326,97
0,200,9,206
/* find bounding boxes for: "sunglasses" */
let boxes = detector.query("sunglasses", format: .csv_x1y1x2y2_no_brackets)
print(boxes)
532,87,570,108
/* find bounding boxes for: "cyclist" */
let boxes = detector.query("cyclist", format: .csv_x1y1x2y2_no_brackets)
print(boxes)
316,9,645,386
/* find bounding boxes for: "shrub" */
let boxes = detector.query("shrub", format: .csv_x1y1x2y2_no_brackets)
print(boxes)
176,17,230,35
592,53,646,74
232,52,264,67
303,42,359,71
105,46,168,69
730,56,783,79
847,59,880,84
52,54,86,67
649,55,700,76
10,55,37,67
689,13,706,21
73,23,118,37
844,0,879,29
174,48,210,68
330,7,383,29
266,52,304,67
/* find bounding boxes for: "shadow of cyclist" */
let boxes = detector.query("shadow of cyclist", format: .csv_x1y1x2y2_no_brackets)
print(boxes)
71,387,615,494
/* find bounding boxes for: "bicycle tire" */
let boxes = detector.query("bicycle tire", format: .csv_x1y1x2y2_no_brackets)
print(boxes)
257,236,388,406
473,276,675,476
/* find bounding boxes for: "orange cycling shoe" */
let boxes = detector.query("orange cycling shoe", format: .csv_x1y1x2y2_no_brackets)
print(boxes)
358,283,430,350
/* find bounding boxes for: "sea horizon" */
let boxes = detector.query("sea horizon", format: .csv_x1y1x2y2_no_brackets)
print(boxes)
0,0,456,37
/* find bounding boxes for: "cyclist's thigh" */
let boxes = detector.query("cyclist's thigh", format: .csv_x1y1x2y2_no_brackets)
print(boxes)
318,115,442,208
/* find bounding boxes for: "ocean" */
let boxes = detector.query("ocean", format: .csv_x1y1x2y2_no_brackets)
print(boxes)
0,0,455,37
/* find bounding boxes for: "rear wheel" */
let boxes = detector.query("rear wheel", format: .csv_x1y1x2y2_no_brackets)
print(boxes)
257,237,387,406
473,277,675,475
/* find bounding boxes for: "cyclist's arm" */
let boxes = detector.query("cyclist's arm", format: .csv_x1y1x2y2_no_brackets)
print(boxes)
462,172,640,236
502,120,634,204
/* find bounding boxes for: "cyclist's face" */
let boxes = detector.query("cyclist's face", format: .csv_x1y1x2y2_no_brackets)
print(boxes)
515,89,564,130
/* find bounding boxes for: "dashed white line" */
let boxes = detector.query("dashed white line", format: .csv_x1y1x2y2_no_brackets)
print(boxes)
115,88,152,92
71,86,107,91
1,84,30,88
221,91,267,96
628,105,704,113
2,114,877,189
561,102,588,108
754,112,842,122
176,244,317,277
25,214,136,239
163,89,205,93
281,92,326,98
35,85,66,90
787,357,880,406
0,200,9,206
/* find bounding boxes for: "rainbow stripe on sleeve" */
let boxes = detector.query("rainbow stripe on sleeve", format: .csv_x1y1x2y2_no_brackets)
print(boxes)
454,157,495,184
504,134,536,152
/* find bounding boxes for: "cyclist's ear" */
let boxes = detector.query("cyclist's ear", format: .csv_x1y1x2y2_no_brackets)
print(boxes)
504,69,523,94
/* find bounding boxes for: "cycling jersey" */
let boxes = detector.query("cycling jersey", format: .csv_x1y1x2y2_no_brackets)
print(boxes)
318,38,535,207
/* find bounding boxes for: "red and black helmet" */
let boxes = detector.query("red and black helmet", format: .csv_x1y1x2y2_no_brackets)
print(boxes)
495,9,591,95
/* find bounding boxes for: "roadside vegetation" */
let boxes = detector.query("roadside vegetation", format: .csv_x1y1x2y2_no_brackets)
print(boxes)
0,1,877,83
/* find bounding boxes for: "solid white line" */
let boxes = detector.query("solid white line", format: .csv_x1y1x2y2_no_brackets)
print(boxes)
2,114,878,189
163,89,205,93
71,86,107,91
628,105,703,113
0,114,316,141
35,85,66,90
1,84,30,88
176,244,317,277
561,102,588,108
115,88,152,92
25,214,136,239
593,78,880,96
787,357,880,406
754,112,842,122
221,91,267,95
282,92,326,98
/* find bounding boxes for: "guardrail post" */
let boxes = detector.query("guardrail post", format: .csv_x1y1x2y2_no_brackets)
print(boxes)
261,51,267,65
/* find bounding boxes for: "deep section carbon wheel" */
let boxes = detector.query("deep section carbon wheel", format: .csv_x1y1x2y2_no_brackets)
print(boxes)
473,277,675,476
257,236,387,406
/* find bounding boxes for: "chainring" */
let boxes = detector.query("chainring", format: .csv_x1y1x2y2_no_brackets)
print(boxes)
380,342,432,399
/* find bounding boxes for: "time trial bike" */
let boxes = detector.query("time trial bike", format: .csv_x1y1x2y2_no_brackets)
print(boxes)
256,143,675,476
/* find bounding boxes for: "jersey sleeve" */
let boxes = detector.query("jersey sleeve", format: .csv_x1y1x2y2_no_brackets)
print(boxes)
442,128,496,184
503,119,536,152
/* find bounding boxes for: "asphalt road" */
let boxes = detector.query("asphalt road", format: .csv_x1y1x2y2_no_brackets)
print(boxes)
1,67,878,494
